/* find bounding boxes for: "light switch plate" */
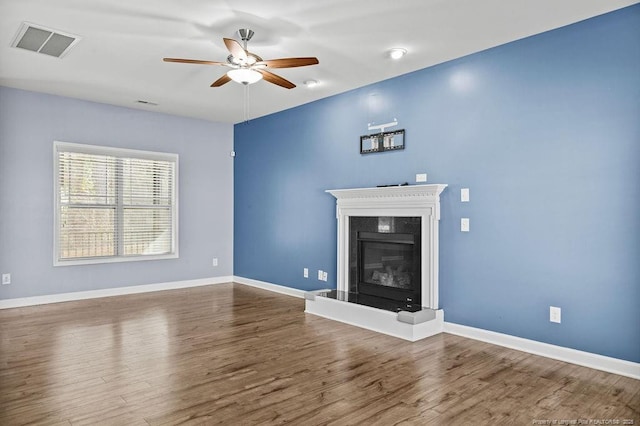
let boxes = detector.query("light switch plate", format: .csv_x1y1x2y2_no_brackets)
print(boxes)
416,173,427,183
461,188,470,202
461,218,470,232
550,306,561,323
303,268,309,278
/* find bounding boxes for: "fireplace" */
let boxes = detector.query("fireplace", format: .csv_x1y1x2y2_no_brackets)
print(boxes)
350,217,421,308
328,184,446,309
304,184,447,341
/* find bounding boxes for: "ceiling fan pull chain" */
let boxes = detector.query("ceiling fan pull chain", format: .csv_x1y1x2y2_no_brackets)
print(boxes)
244,84,250,123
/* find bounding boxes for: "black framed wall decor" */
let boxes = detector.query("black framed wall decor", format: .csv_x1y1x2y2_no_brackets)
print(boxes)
360,129,405,154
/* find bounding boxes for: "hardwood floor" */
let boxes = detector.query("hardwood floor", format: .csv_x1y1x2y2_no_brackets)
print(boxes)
1,283,638,425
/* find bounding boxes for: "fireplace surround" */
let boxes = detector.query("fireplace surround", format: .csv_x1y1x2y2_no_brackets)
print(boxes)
305,184,447,341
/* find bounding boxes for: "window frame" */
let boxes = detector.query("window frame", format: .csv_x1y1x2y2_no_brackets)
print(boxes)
53,141,179,266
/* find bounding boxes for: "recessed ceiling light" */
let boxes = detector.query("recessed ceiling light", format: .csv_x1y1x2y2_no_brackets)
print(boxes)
388,48,407,60
304,79,319,88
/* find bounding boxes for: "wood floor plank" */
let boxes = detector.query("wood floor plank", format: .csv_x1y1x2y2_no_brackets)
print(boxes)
1,283,638,425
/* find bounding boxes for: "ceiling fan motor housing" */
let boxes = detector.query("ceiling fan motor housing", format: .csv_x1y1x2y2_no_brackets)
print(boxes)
238,29,254,43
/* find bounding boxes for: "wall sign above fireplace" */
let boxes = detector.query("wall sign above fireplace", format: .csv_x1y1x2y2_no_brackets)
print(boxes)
360,129,405,154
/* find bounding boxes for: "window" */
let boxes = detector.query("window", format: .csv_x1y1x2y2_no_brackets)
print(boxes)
54,141,178,265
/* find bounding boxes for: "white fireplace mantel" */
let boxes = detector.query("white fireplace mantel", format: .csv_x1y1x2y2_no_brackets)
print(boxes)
326,184,447,309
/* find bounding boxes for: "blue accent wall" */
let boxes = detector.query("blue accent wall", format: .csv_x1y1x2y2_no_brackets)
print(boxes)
234,6,640,363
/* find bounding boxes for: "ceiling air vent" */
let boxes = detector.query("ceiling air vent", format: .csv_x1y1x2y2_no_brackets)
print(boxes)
11,22,80,58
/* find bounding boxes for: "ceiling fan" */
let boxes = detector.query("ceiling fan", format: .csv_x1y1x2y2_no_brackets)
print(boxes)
163,29,319,89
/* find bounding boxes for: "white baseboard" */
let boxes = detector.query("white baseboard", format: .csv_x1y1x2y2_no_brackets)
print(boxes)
232,276,307,299
444,322,640,380
230,279,640,379
0,276,233,309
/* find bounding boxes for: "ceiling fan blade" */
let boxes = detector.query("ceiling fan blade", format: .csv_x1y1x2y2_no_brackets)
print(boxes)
258,69,296,89
223,38,248,62
211,74,232,87
258,57,319,68
163,58,225,66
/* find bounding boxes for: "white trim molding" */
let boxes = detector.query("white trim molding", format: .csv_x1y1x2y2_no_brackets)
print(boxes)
0,276,233,309
232,276,307,298
444,322,640,380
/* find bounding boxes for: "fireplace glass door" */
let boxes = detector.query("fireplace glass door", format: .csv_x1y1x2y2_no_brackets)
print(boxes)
357,232,420,303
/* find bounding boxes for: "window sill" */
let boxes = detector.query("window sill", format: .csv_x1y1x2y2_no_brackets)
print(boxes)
54,253,178,267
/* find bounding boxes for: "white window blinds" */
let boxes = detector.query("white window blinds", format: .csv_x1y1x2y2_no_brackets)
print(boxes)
54,142,178,265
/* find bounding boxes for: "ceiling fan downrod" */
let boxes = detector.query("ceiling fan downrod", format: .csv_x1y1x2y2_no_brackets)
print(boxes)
237,29,254,50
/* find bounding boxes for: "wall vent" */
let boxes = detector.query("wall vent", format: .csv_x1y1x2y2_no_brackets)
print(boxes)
136,100,159,106
11,22,81,58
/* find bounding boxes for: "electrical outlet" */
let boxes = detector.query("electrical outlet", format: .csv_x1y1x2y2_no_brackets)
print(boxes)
461,218,470,232
322,271,328,282
2,273,10,285
303,268,309,278
550,306,561,323
212,257,218,267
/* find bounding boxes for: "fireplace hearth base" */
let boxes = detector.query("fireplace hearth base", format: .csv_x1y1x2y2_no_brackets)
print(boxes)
304,290,443,342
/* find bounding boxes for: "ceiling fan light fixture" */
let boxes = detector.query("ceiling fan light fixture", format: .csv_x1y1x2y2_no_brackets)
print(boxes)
304,79,319,88
388,48,407,60
165,29,318,90
227,68,263,85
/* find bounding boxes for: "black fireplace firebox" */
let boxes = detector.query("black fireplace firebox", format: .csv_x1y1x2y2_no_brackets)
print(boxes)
349,217,421,307
357,232,420,303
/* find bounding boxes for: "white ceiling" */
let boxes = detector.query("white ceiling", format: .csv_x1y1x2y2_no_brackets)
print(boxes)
0,0,637,124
